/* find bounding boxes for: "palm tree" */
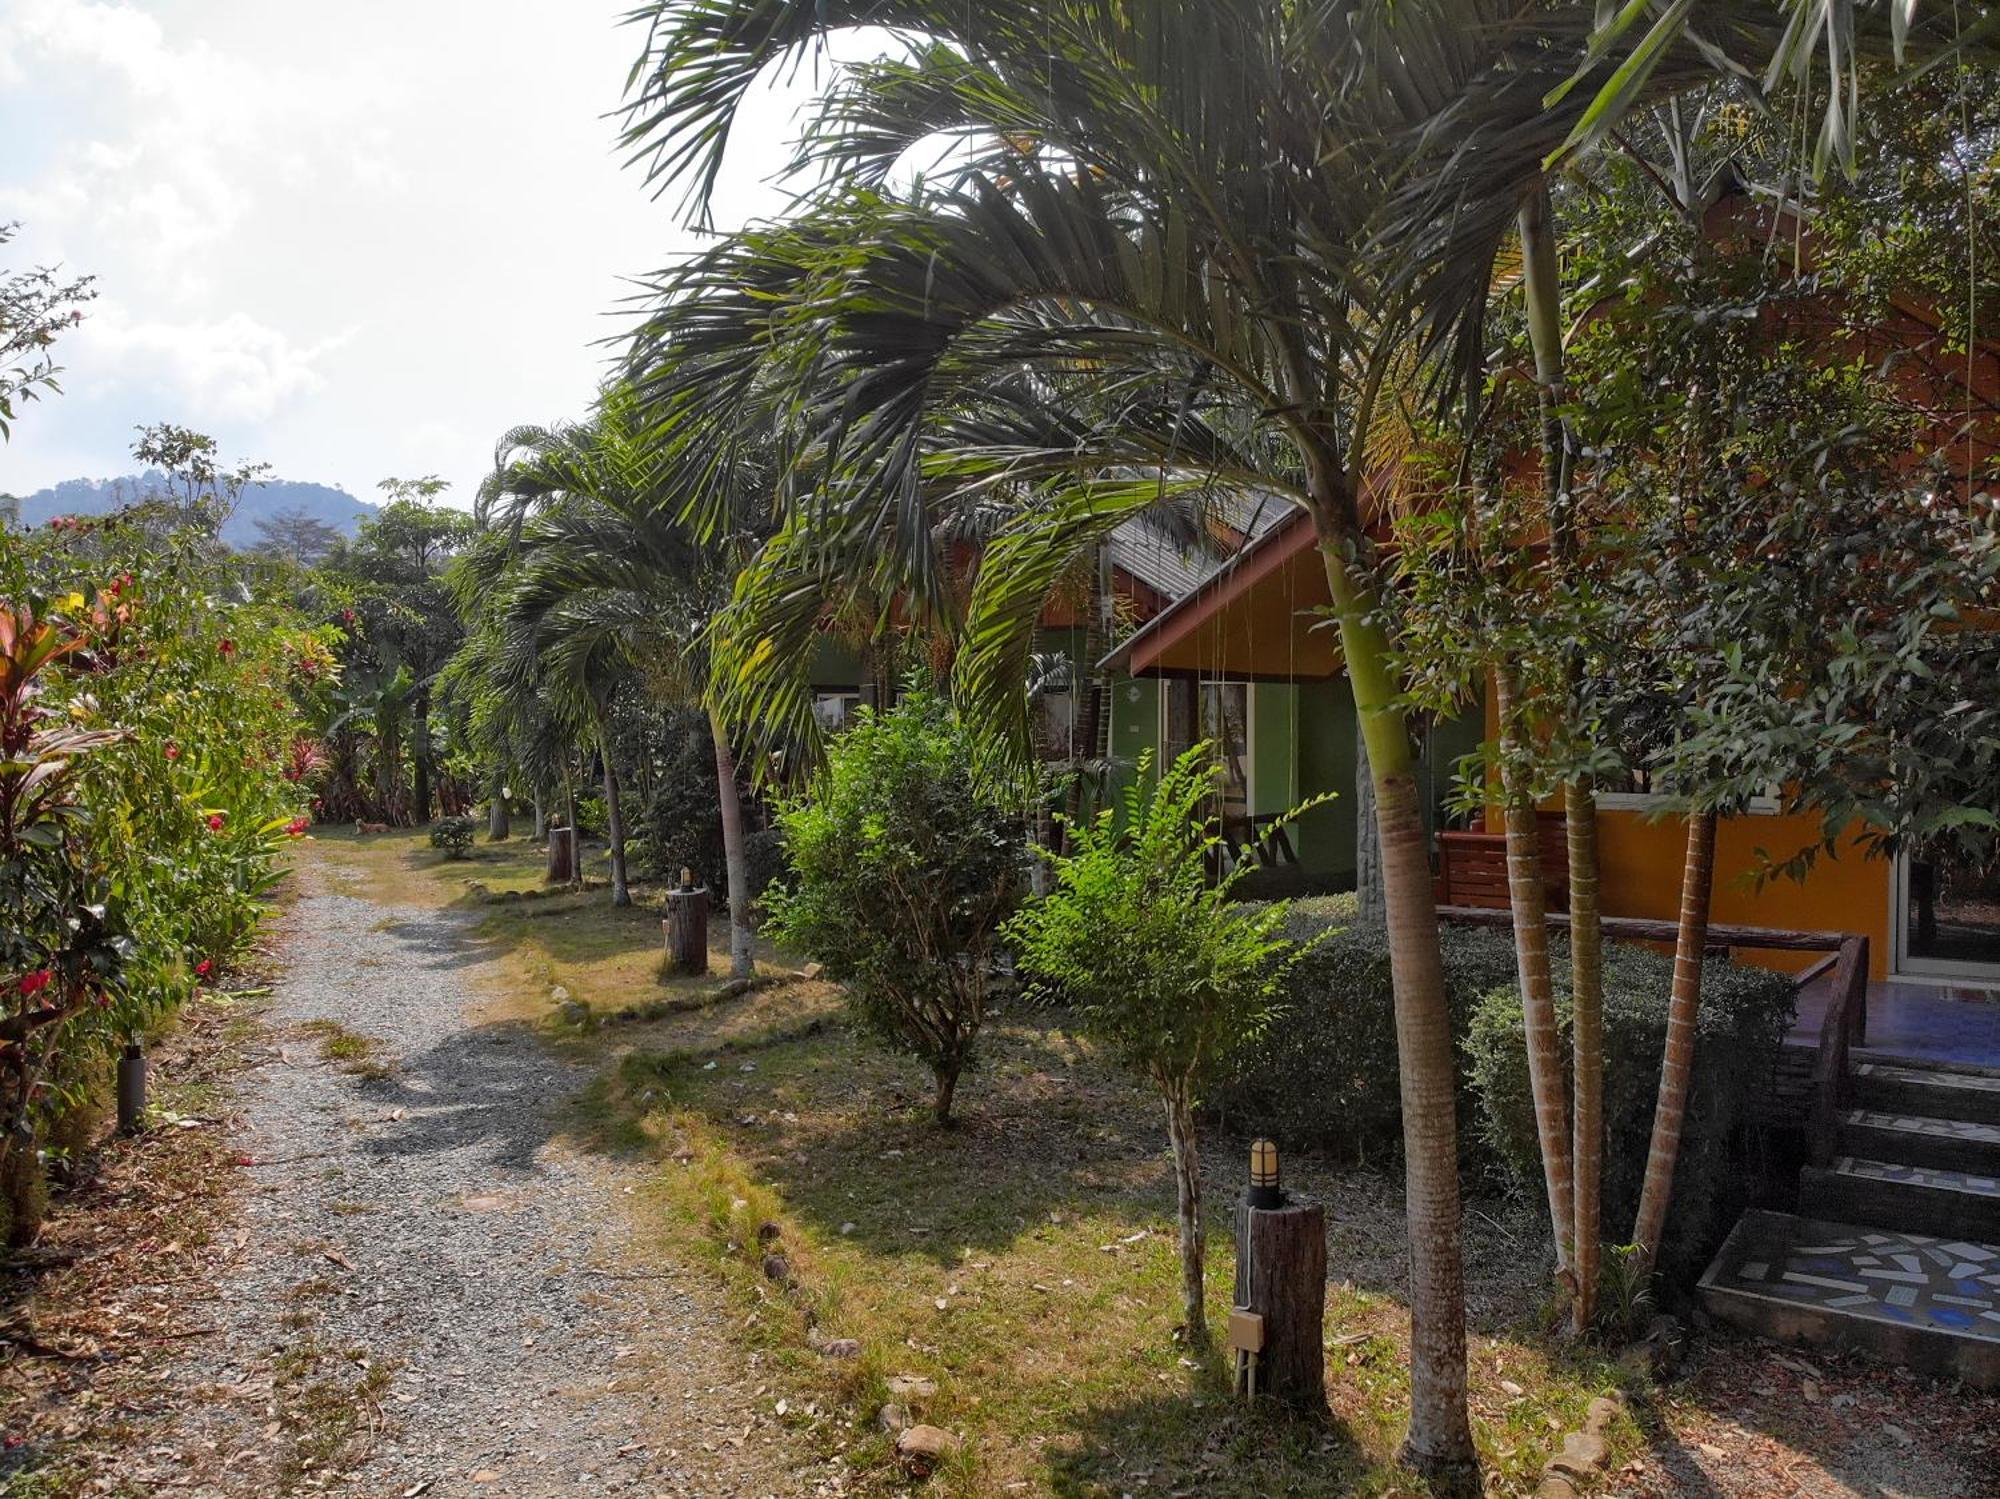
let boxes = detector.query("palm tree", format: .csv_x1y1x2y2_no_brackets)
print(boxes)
471,398,768,970
618,0,1993,1473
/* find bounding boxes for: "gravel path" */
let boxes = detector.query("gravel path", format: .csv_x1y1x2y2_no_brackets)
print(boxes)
155,856,815,1497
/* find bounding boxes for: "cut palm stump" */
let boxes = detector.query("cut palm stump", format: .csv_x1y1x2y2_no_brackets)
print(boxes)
545,826,577,884
1231,1141,1327,1410
663,868,709,977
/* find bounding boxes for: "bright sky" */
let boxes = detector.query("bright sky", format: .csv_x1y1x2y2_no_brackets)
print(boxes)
0,0,823,507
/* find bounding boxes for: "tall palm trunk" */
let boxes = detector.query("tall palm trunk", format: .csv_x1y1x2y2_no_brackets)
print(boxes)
1565,778,1605,1331
487,765,510,841
1630,810,1719,1273
1318,524,1475,1479
1493,667,1575,1278
411,694,433,824
533,786,549,842
563,757,582,888
708,708,755,979
599,721,630,908
1162,1078,1208,1349
1355,733,1384,922
1060,544,1113,851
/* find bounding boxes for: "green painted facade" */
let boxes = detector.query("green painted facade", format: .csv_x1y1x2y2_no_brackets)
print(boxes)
1105,671,1481,893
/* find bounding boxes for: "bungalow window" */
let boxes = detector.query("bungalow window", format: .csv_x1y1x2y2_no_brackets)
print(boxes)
812,691,862,733
1595,767,1780,815
1161,678,1252,833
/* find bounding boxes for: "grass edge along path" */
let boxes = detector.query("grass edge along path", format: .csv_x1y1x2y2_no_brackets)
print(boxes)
317,826,1640,1498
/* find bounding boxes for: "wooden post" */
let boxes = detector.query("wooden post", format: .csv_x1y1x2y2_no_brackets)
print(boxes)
1232,1197,1327,1411
663,867,710,976
545,826,577,884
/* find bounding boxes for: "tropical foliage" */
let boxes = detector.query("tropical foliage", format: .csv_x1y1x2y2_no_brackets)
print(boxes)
0,484,323,1238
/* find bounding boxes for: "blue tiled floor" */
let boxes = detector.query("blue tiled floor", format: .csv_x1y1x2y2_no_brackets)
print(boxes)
1791,978,2000,1070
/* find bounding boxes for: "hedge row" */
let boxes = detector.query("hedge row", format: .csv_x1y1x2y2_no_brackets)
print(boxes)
1210,896,1798,1280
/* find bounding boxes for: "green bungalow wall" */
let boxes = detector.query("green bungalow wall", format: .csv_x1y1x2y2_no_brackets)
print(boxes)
1106,674,1484,893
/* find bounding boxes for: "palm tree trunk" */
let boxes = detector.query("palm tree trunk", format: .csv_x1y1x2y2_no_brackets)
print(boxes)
533,786,548,842
563,758,581,887
411,696,432,824
1162,1079,1208,1349
1355,732,1384,922
1493,666,1575,1279
1318,530,1475,1479
487,765,510,841
600,723,630,908
1060,544,1112,852
1630,810,1719,1275
1565,778,1604,1333
708,708,755,979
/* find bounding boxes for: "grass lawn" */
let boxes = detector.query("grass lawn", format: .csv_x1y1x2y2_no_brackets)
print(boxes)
316,826,1636,1497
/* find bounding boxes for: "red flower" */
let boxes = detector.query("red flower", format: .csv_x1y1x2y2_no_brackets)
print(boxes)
207,813,226,832
311,797,324,812
340,608,356,626
286,816,310,838
164,742,181,761
18,970,52,997
194,959,213,978
217,639,236,657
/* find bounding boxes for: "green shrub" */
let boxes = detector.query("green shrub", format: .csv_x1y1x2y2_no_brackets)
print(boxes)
429,815,476,859
1464,944,1796,1286
766,690,1024,1124
1210,899,1521,1165
1008,746,1307,1345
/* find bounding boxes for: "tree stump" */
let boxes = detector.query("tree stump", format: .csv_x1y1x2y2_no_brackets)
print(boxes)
1232,1196,1327,1410
663,875,710,976
545,826,576,884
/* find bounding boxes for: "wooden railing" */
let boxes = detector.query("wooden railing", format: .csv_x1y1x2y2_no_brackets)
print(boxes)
1807,935,1871,1168
1435,906,1870,1165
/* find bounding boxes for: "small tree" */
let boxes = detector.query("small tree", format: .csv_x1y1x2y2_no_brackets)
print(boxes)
429,815,476,860
1006,745,1310,1348
765,690,1022,1124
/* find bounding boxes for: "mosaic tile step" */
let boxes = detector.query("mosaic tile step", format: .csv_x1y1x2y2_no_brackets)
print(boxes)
1699,1210,2000,1390
1800,1156,2000,1240
1854,1061,2000,1127
1837,1108,2000,1175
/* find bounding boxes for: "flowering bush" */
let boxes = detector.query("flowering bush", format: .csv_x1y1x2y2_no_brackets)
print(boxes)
0,504,327,1237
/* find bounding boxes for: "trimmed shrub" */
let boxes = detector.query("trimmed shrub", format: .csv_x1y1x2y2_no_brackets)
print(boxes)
1464,944,1795,1287
1210,897,1522,1165
429,815,476,859
766,690,1024,1124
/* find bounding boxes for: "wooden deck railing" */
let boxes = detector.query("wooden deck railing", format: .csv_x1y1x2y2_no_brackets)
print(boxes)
1435,906,1870,1166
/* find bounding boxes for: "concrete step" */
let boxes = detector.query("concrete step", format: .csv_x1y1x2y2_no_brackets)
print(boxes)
1853,1060,2000,1128
1698,1209,2000,1390
1799,1156,2000,1241
1837,1108,2000,1175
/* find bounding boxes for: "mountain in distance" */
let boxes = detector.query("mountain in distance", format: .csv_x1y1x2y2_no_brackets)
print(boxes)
5,472,380,552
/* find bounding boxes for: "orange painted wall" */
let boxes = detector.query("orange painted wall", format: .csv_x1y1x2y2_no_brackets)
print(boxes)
1594,809,1893,980
1478,691,1895,978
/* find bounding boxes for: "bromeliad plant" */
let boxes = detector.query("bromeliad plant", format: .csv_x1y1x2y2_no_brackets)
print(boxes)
0,605,132,1203
1006,745,1319,1349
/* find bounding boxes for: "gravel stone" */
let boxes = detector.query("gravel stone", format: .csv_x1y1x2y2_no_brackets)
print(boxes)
156,857,815,1496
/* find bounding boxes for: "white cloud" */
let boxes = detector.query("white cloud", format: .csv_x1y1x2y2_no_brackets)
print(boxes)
73,302,350,422
0,0,807,500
